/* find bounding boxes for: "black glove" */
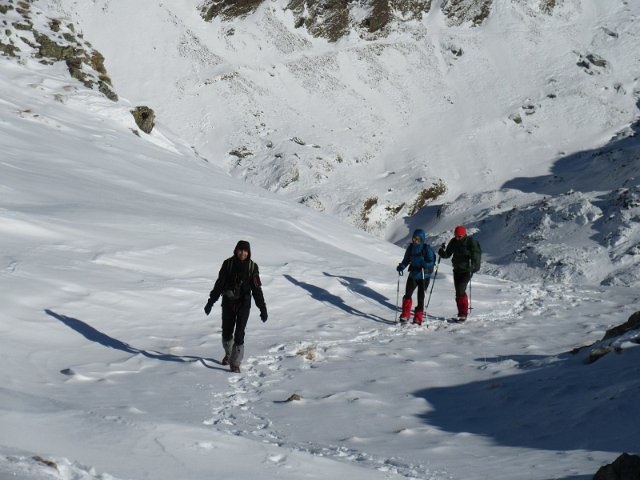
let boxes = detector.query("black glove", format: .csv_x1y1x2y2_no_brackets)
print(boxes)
204,299,214,315
260,310,268,322
472,263,480,273
438,247,446,257
396,264,404,273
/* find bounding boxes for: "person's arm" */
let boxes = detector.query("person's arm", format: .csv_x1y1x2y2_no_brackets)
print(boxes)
250,263,268,322
438,240,452,259
204,259,228,314
397,247,411,272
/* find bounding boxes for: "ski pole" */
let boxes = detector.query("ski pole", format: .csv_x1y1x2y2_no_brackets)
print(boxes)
425,255,441,311
395,271,402,323
468,274,473,317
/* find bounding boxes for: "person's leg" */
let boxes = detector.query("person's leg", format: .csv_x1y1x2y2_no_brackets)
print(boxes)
453,271,471,320
412,279,428,324
401,277,417,321
230,300,251,371
221,304,235,363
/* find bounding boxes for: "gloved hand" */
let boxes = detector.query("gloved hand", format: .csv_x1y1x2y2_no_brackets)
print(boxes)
396,263,404,273
204,299,214,315
438,244,446,257
472,263,480,273
260,310,268,322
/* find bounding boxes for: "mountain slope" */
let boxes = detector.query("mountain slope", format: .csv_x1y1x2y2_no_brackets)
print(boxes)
1,7,640,480
45,0,640,240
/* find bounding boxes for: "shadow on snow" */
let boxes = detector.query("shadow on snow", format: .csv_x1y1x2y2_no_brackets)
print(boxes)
45,309,224,370
413,347,640,453
283,274,394,325
502,120,639,197
322,271,397,311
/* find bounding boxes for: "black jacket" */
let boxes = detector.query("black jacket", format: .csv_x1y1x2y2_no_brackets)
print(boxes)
440,236,481,273
209,257,267,313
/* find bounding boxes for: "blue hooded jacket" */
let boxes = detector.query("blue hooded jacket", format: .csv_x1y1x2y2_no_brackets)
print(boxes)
398,229,436,280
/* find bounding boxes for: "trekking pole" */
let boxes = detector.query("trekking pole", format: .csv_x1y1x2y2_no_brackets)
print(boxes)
468,274,473,317
425,255,441,312
394,271,402,323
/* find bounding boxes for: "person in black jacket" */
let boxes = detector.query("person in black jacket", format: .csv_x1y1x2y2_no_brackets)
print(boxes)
438,226,481,321
204,240,267,373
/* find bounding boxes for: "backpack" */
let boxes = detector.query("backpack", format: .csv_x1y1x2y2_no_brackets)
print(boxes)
467,236,481,272
423,244,435,264
468,236,481,252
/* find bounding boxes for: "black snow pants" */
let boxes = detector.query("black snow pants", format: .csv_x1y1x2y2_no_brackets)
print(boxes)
221,295,251,346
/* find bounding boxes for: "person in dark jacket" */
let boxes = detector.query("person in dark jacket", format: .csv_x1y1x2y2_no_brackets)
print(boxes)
438,226,481,321
396,229,436,325
204,240,267,373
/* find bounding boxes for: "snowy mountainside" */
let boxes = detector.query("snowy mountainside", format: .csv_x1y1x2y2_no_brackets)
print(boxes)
44,0,640,239
425,119,640,286
4,0,640,288
1,11,640,480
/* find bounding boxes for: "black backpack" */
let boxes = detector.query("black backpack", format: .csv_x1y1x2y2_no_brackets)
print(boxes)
467,236,481,271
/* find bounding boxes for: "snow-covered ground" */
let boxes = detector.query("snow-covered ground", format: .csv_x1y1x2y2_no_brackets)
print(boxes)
2,36,640,480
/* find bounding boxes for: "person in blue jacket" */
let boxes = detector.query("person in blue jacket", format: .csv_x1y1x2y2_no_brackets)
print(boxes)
396,229,436,324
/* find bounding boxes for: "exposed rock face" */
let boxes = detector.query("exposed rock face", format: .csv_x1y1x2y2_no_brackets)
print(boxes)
287,0,351,42
441,0,493,27
1,0,118,101
582,311,640,364
131,106,156,134
201,0,264,21
603,311,640,341
593,453,640,480
200,0,433,41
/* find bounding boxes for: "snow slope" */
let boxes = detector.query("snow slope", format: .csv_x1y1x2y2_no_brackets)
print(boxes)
44,0,640,239
26,0,640,290
1,35,640,480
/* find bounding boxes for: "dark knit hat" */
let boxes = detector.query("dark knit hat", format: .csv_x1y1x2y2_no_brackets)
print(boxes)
234,240,251,258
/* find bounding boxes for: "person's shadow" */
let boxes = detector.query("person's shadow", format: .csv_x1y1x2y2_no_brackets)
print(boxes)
283,275,393,324
322,272,397,311
45,309,225,370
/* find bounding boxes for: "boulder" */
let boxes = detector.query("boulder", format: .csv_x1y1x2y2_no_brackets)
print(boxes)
603,311,640,340
131,106,155,134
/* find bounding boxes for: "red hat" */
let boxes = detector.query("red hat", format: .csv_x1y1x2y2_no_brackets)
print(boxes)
454,226,466,237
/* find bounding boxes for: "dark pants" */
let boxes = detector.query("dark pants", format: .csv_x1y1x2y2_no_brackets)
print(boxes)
453,271,472,297
404,277,430,311
221,296,251,345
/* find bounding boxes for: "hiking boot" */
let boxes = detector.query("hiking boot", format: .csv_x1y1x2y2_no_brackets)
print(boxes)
221,355,230,365
230,365,241,373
